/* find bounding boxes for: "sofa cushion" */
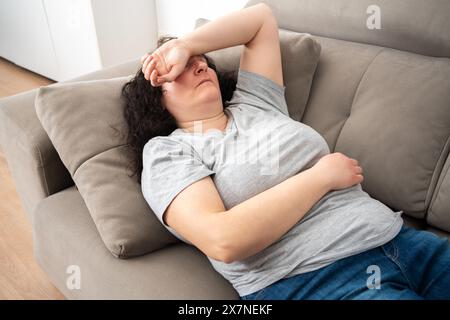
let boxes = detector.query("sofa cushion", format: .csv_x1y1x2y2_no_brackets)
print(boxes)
196,18,322,122
0,58,144,222
301,35,450,222
35,76,179,258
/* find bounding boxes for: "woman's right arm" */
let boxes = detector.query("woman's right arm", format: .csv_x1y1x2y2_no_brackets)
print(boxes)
164,152,363,263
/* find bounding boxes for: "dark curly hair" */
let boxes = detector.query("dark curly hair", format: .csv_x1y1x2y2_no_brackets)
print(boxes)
122,36,237,184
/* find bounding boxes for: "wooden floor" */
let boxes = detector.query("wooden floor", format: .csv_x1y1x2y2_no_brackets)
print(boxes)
0,57,65,299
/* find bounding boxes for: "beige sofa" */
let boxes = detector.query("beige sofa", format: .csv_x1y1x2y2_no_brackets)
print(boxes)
0,0,449,299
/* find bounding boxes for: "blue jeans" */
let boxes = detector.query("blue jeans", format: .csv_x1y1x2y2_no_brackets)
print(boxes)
240,225,450,300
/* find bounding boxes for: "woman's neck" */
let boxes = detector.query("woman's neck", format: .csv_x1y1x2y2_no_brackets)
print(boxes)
178,111,228,133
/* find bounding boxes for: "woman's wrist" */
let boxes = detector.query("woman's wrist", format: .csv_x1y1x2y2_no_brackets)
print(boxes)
175,37,196,57
301,166,332,194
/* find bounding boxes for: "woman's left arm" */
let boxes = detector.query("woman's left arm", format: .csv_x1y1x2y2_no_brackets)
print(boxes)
143,3,283,87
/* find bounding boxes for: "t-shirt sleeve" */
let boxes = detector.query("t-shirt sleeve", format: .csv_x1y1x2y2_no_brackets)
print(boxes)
226,69,289,116
141,137,215,244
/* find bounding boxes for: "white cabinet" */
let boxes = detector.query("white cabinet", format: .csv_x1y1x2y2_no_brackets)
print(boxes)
0,0,157,81
0,0,59,79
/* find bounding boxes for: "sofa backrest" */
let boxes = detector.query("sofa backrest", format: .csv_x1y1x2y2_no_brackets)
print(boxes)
247,0,450,58
247,0,450,232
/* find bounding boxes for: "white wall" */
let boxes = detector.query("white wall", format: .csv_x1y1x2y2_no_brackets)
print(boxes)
156,0,248,37
90,0,158,67
0,0,158,81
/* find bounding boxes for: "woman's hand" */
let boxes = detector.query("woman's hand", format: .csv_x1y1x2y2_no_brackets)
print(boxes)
312,152,364,191
140,38,191,87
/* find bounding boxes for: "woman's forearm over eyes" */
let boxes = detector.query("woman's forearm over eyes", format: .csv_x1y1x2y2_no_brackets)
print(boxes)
179,3,274,56
217,167,331,263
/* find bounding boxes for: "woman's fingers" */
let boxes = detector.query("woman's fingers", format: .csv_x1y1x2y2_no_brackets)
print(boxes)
140,53,149,64
141,55,152,73
150,69,160,87
143,54,167,82
144,59,157,80
355,166,363,174
142,57,153,79
153,51,168,74
149,69,156,86
141,49,174,84
159,64,183,83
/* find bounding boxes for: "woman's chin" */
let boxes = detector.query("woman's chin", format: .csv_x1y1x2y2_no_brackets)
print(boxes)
196,88,221,102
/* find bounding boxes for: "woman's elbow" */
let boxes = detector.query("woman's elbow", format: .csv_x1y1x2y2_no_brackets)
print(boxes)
257,3,276,21
209,229,236,264
218,252,235,264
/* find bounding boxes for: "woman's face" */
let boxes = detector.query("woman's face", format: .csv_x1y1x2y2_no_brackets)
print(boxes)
161,55,222,122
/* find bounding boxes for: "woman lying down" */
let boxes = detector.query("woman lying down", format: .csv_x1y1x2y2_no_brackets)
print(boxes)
121,4,450,300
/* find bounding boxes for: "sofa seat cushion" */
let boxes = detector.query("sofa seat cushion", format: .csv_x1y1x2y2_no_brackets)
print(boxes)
33,186,238,299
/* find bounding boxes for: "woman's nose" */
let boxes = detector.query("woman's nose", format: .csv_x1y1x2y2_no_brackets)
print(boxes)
195,62,207,74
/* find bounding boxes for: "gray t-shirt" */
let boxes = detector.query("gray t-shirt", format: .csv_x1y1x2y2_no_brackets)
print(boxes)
141,69,404,297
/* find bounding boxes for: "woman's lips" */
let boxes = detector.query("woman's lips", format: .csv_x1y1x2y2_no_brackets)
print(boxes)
197,79,212,87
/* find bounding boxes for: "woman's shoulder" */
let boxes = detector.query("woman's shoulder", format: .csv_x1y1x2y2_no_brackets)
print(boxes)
143,135,195,155
226,68,289,117
144,135,181,152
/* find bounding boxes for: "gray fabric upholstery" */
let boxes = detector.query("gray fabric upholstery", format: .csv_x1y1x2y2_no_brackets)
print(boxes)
0,0,448,299
0,58,141,221
247,0,450,58
301,35,450,221
33,186,238,299
35,77,179,258
0,89,73,220
428,154,450,232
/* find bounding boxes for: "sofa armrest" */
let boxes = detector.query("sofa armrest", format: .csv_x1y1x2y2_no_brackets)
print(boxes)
0,58,141,220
